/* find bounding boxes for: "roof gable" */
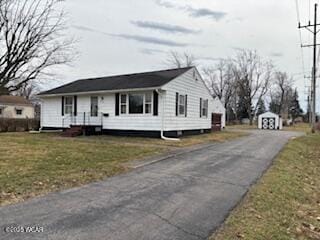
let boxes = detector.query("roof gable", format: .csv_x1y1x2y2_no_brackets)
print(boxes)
162,67,216,101
39,67,193,96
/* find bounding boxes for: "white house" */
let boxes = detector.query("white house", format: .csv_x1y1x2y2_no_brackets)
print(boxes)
39,67,226,137
0,95,35,119
258,111,283,130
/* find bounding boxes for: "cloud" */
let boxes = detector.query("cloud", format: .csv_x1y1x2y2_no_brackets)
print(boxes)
198,56,222,61
155,0,227,22
140,48,166,55
112,34,188,47
131,20,200,34
72,25,100,33
270,52,283,57
186,7,227,21
231,46,245,51
72,24,187,47
155,0,175,9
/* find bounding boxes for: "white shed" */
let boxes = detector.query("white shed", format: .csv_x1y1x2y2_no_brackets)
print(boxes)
258,112,283,130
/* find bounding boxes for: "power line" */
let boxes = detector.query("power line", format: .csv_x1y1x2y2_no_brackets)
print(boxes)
298,3,319,133
295,0,307,76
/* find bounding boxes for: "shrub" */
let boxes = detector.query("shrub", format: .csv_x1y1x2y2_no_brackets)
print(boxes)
0,118,40,132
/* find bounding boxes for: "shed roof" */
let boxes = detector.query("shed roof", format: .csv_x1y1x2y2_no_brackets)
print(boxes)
258,111,280,118
39,67,193,96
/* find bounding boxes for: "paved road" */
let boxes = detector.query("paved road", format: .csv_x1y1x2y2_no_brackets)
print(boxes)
0,130,302,240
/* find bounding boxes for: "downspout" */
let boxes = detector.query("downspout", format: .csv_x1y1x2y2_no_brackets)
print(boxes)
156,89,180,141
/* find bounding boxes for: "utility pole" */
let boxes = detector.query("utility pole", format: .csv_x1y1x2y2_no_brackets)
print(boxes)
299,3,319,133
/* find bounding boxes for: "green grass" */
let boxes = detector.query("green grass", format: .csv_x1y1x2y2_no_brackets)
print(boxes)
211,133,320,240
0,130,245,206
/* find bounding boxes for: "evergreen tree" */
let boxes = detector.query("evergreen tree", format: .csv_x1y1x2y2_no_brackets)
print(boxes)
256,98,266,116
269,100,280,114
236,94,249,120
289,89,303,120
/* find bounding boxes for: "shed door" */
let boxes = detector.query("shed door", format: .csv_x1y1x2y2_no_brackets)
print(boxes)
262,118,276,130
212,113,222,132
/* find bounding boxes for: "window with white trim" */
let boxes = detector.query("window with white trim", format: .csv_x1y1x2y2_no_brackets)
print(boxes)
201,99,208,117
145,93,152,114
179,95,186,116
64,96,73,115
120,94,127,114
120,92,153,115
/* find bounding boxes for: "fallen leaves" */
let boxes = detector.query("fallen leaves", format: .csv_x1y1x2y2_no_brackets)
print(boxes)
296,222,320,240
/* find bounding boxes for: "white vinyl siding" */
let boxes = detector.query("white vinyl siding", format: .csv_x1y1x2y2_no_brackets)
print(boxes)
40,68,226,131
161,69,214,131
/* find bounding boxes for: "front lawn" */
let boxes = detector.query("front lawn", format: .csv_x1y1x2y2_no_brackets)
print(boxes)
0,130,245,206
211,133,320,240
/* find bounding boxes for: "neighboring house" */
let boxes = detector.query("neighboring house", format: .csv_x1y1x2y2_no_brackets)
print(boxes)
258,111,283,130
0,95,35,119
39,67,226,137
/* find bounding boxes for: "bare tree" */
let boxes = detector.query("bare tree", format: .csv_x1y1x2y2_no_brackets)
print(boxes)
203,59,236,123
203,59,235,103
270,72,293,118
165,51,196,68
15,81,39,99
0,0,75,95
233,49,274,125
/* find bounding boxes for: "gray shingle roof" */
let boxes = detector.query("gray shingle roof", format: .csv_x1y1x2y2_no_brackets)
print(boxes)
39,67,192,95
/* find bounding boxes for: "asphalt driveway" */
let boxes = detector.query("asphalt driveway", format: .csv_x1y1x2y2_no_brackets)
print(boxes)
0,130,302,240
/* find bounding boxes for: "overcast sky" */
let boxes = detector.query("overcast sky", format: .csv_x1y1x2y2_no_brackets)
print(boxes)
48,0,320,111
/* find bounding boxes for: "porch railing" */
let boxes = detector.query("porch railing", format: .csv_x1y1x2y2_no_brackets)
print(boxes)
62,112,103,128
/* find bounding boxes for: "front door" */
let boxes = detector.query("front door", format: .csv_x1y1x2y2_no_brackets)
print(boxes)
262,118,276,130
90,96,98,117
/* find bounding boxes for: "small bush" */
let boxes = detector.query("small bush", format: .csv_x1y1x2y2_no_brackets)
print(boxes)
0,118,40,132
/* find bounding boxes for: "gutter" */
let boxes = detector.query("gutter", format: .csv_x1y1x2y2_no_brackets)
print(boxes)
156,89,180,141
